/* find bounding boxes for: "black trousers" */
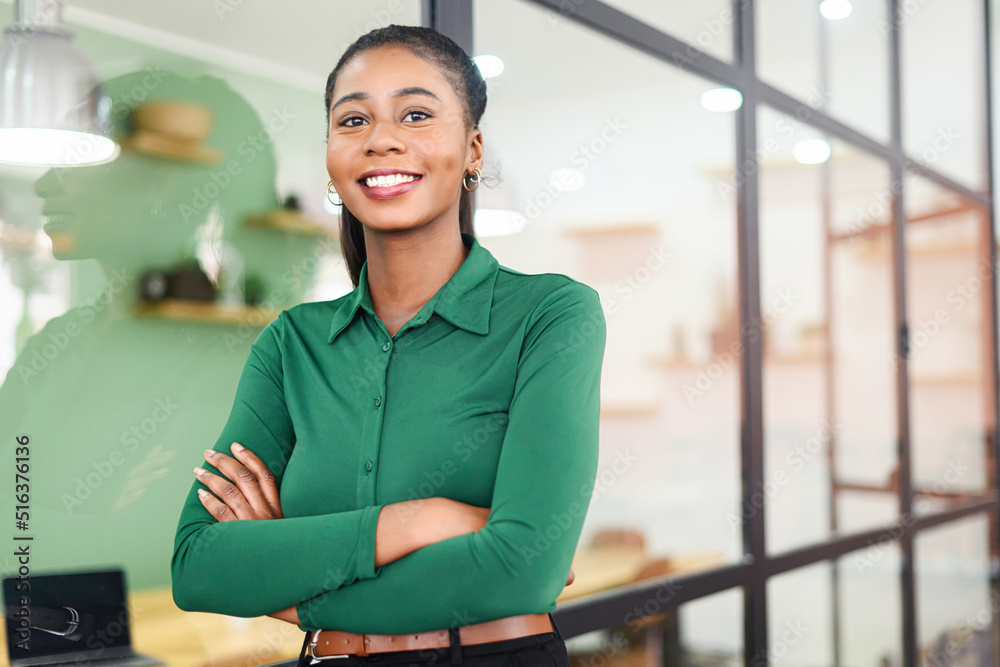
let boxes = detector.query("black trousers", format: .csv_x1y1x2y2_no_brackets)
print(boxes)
293,614,570,667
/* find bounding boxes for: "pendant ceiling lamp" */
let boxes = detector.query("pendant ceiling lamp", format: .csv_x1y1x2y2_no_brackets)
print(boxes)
0,0,118,166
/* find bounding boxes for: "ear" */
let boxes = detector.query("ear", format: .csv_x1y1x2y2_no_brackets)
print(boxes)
467,127,484,172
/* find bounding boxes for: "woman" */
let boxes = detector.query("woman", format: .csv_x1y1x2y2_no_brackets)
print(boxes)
170,24,607,667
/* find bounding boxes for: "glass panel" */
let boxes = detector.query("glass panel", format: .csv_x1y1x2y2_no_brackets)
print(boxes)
475,0,743,600
915,513,998,666
901,0,987,191
0,4,420,660
757,0,891,143
599,0,733,62
903,173,992,515
564,587,743,667
757,104,898,555
839,540,903,666
678,587,744,665
768,544,902,667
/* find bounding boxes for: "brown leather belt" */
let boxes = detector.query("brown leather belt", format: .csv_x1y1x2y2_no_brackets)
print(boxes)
307,612,554,659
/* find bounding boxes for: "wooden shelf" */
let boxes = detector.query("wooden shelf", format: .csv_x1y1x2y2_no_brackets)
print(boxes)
1,225,74,253
829,203,979,243
764,350,825,365
910,371,981,385
134,298,280,325
648,350,825,368
563,221,659,237
244,209,336,237
600,401,660,418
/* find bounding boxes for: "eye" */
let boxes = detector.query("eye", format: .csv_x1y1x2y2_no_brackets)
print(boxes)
337,109,431,128
338,115,365,128
405,110,431,122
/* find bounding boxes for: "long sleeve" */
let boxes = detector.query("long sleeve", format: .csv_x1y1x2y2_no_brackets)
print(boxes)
295,282,606,633
170,311,386,618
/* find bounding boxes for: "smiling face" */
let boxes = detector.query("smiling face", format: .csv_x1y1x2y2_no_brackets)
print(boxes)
326,45,482,236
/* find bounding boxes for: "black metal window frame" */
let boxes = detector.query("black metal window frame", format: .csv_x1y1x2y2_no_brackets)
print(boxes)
423,1,1000,665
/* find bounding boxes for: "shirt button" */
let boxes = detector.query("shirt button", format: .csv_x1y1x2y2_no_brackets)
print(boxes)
382,341,391,351
365,460,373,473
374,396,381,407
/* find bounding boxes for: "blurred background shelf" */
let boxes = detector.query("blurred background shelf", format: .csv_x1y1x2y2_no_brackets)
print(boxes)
243,209,337,237
134,298,281,324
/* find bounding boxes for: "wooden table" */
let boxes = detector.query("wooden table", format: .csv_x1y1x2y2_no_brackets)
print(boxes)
1,550,725,666
557,546,726,602
0,587,305,667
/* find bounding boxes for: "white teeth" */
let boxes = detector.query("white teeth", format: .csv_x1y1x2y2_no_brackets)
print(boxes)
364,173,418,187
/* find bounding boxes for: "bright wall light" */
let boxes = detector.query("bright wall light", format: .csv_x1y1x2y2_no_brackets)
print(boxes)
701,88,743,112
0,128,118,166
820,0,853,20
474,208,527,237
0,3,119,167
473,54,504,79
793,139,832,164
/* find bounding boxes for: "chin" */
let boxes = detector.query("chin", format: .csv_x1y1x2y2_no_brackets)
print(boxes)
354,209,429,231
45,232,78,259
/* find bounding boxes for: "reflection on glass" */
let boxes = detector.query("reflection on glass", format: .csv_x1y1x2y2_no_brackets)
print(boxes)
599,0,733,62
678,588,743,665
915,514,997,666
757,0,891,143
758,105,898,555
0,69,326,588
474,0,741,610
767,562,834,666
904,173,992,515
838,540,902,665
563,588,743,667
901,0,986,190
768,545,902,666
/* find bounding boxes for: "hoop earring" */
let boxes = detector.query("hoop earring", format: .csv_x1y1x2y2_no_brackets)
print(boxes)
462,167,482,192
326,180,342,207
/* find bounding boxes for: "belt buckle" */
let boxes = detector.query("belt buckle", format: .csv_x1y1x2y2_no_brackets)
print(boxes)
306,630,352,661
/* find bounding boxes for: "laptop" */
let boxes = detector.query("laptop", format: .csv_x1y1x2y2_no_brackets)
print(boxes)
3,568,163,667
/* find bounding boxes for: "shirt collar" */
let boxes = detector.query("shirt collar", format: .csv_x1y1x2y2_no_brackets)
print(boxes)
328,232,499,344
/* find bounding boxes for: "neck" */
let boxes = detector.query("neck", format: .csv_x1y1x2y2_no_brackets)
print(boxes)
363,221,468,318
94,260,142,321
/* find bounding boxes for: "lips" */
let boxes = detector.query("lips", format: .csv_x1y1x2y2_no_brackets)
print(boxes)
43,215,74,235
357,174,423,200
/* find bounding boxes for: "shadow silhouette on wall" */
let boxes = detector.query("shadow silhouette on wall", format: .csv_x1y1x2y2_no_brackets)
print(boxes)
0,68,334,590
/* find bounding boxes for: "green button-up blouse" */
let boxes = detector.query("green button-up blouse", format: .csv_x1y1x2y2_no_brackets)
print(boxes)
170,231,607,634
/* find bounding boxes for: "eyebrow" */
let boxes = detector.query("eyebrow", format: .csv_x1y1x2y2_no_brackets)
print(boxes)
331,86,440,113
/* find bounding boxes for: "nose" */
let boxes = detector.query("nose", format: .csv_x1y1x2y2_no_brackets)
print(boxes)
34,167,68,198
364,118,405,155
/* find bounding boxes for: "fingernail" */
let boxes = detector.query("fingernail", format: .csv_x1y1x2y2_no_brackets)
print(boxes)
231,442,245,452
194,467,206,476
198,489,208,498
204,449,214,458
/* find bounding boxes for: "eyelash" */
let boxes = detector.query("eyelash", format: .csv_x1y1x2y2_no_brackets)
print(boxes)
338,110,431,127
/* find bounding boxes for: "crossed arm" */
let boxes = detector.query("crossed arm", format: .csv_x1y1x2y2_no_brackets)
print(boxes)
173,282,604,632
193,445,575,626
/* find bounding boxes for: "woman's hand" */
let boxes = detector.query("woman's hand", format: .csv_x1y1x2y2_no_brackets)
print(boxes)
422,497,492,543
194,442,283,522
